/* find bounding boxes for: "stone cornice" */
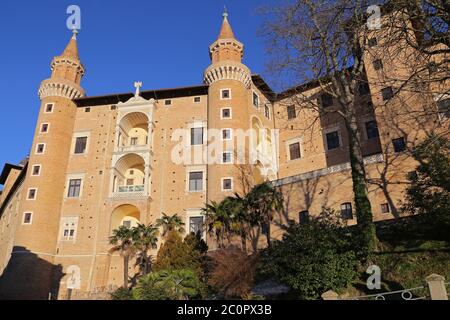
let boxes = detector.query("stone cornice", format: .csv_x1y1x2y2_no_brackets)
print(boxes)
51,56,85,76
204,61,252,88
38,78,85,100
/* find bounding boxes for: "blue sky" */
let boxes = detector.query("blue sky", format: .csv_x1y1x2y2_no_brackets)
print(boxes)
0,0,276,174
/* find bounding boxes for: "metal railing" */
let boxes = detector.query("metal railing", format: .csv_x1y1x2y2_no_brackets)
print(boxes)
341,286,428,300
117,185,144,193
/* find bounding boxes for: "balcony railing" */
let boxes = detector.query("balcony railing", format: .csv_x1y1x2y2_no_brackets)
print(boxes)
116,144,149,153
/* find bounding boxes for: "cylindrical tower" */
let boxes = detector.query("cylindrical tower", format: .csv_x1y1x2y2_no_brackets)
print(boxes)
0,30,85,299
204,12,253,204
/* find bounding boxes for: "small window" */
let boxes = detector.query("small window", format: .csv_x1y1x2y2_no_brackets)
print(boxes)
61,218,78,240
289,142,301,160
264,105,270,119
67,179,82,198
189,216,204,235
373,59,383,70
222,129,232,141
221,89,231,99
31,165,41,176
287,105,296,120
261,223,269,235
368,37,378,47
222,152,232,164
40,123,49,133
340,202,353,219
358,83,370,96
27,188,37,200
194,97,201,103
123,220,131,228
392,137,406,153
437,98,450,120
36,144,45,154
23,213,32,225
85,107,91,113
189,171,203,192
126,179,134,186
407,170,418,181
253,92,259,107
381,203,390,214
427,62,438,74
45,103,54,113
326,131,340,150
111,105,117,110
365,120,379,140
222,178,233,191
129,170,135,175
320,93,333,108
299,211,310,224
130,137,138,146
191,127,204,145
221,108,231,119
165,100,172,106
74,137,88,154
381,87,394,101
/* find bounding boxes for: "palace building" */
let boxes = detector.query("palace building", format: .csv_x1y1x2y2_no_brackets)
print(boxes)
0,10,448,299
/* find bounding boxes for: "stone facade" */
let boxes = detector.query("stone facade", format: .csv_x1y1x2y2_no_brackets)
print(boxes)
0,11,448,299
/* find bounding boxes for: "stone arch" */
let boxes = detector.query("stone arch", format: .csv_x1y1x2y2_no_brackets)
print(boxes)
110,204,141,234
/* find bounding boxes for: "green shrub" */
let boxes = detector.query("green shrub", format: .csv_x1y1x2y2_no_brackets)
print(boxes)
110,287,133,300
257,211,358,299
132,268,205,300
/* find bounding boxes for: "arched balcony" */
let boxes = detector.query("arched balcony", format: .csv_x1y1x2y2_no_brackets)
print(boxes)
110,204,141,234
115,112,150,153
111,153,149,198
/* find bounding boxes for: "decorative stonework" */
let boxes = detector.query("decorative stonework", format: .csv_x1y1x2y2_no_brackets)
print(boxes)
51,56,85,76
204,62,252,88
38,79,85,100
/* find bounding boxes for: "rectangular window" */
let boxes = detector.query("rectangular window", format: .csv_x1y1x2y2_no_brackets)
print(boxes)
221,89,231,99
437,98,450,120
392,137,406,153
165,100,172,106
381,87,394,101
222,129,232,140
31,165,41,176
407,170,418,181
40,123,49,133
130,137,138,146
221,108,231,119
358,83,370,96
126,179,134,186
253,92,259,107
85,107,91,113
368,37,378,47
60,217,78,240
67,179,82,198
23,212,33,225
340,203,353,219
191,127,204,145
289,142,301,160
222,152,232,164
189,216,204,235
365,120,379,140
373,59,383,70
265,105,270,119
74,137,88,154
27,188,37,200
381,203,390,214
326,131,340,150
194,97,201,103
320,93,333,108
189,171,203,192
222,178,232,191
122,220,131,228
287,105,296,120
36,143,45,154
45,103,54,113
299,211,310,224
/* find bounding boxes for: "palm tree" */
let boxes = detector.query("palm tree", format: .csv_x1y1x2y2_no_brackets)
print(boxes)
156,213,185,237
202,200,234,248
244,182,284,248
132,223,159,275
153,269,202,300
109,225,136,288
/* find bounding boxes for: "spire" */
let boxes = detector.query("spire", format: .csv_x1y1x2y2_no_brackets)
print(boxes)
61,29,79,60
218,7,235,40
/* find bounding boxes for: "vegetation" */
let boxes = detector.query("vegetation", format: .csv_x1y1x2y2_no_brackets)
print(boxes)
403,134,450,236
156,212,185,237
109,225,136,288
257,210,359,299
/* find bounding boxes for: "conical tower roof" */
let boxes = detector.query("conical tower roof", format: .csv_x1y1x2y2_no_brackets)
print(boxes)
217,10,235,39
61,29,79,60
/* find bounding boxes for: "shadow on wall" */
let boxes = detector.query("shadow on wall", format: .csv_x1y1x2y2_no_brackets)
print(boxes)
0,246,64,300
